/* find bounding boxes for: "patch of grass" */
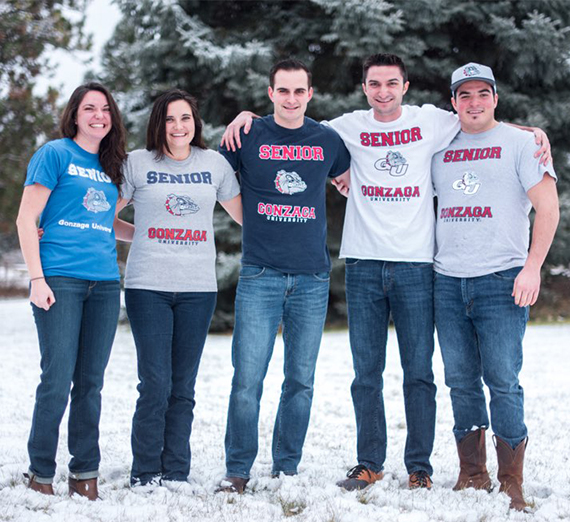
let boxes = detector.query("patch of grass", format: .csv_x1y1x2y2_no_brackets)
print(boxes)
278,496,306,517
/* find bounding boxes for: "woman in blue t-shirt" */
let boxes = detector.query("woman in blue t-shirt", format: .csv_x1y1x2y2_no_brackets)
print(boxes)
16,83,127,500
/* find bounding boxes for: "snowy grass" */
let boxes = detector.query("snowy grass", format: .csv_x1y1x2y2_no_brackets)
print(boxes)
1,298,569,521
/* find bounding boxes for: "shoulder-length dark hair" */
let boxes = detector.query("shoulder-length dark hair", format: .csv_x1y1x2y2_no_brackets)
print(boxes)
60,82,127,187
146,89,206,161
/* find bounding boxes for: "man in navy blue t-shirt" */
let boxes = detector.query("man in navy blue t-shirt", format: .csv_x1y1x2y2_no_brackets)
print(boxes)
217,59,350,493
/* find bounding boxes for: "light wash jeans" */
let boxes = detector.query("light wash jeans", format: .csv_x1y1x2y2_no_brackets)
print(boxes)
224,265,329,478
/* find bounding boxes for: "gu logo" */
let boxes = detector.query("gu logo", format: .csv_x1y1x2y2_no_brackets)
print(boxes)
83,187,111,213
274,170,307,195
374,150,409,177
463,65,480,77
165,194,200,216
452,171,481,195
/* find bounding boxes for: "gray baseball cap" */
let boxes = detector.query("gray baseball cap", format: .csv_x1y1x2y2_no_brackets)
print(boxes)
451,63,496,94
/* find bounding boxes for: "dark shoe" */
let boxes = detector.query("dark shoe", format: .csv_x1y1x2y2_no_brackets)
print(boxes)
69,477,99,501
337,464,383,491
130,474,162,487
215,476,249,494
494,436,528,511
24,473,54,495
453,428,493,492
408,470,433,490
271,471,297,479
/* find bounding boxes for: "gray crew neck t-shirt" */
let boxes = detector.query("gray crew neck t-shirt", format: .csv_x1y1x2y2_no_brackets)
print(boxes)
431,123,556,278
122,148,240,292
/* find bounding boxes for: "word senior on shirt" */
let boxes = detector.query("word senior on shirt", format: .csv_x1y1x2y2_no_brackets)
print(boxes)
146,171,213,184
443,147,502,163
258,145,324,161
360,127,422,147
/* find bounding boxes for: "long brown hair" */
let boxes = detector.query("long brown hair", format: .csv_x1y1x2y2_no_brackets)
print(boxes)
60,82,127,186
146,89,206,161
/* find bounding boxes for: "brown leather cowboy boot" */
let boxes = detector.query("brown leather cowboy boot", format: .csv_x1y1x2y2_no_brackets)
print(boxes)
68,477,99,501
494,435,528,511
453,428,492,491
24,473,54,495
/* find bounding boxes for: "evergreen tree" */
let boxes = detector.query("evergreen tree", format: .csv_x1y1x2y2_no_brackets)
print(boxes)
0,0,90,250
99,0,570,327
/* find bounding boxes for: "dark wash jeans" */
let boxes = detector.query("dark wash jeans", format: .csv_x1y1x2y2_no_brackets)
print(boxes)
224,265,330,478
434,268,528,448
126,289,216,485
28,276,120,484
345,259,437,476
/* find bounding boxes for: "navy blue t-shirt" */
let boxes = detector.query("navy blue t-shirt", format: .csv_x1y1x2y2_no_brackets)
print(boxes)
220,115,350,273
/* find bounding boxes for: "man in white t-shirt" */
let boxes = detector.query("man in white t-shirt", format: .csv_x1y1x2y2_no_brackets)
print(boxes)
431,63,558,510
327,54,458,491
220,53,549,492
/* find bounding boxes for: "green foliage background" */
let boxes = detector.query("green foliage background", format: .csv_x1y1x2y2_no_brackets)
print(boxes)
1,0,569,327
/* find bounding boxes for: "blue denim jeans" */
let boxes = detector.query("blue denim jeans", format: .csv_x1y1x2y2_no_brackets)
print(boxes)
28,276,120,484
434,268,529,449
345,260,436,475
224,265,329,478
126,289,216,485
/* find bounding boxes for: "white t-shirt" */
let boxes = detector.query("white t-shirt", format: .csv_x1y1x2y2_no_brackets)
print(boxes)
329,105,460,262
432,123,556,277
122,148,240,292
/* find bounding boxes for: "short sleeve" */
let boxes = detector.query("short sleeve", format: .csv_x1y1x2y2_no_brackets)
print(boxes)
329,132,351,178
120,156,136,202
218,131,243,172
24,143,63,190
427,105,461,154
517,133,557,193
216,154,241,202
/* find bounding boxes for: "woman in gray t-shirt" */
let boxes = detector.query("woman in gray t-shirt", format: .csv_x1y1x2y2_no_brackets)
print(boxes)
115,89,241,486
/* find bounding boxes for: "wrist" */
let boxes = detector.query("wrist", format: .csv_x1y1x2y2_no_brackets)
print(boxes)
522,259,542,272
30,276,45,283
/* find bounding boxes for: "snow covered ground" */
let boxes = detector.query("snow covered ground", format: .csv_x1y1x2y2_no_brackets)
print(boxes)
1,298,569,522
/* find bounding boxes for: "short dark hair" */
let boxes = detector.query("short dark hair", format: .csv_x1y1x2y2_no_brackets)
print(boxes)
146,89,206,161
269,59,312,89
60,82,127,187
362,53,408,84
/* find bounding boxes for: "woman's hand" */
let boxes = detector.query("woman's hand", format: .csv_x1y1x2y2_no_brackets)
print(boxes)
30,278,56,310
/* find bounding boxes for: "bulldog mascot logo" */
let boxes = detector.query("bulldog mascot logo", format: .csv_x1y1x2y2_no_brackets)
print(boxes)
82,187,111,213
274,170,307,195
374,150,409,177
165,194,200,216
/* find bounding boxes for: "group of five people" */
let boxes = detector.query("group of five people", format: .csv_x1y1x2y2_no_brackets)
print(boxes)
16,53,558,512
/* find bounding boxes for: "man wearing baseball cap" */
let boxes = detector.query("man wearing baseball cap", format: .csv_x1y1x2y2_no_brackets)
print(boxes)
431,63,559,510
450,62,497,95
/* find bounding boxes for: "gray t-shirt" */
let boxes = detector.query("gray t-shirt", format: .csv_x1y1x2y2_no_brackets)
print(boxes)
432,123,556,277
122,148,240,291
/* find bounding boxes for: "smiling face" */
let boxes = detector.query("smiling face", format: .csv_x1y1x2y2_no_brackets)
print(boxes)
74,90,112,152
362,65,409,123
268,69,313,129
164,99,195,160
451,80,498,134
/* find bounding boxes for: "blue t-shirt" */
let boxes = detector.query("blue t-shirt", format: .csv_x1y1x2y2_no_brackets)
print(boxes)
24,138,120,280
220,115,350,273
